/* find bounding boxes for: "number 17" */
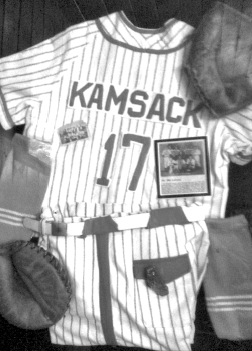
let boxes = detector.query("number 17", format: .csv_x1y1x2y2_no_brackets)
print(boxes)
97,133,151,191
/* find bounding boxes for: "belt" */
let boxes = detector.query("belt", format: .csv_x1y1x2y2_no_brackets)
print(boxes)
23,206,205,238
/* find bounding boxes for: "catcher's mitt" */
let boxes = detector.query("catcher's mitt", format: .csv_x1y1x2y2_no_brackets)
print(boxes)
185,1,252,117
0,240,72,330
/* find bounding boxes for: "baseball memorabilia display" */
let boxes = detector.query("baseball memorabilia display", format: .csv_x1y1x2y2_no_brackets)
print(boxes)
0,3,252,350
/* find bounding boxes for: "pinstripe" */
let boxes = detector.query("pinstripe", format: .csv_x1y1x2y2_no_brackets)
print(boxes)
130,120,144,204
101,115,121,204
0,43,82,74
127,50,135,86
122,232,135,344
31,100,42,138
228,109,252,127
92,235,100,344
153,229,171,349
148,23,184,50
48,146,65,212
109,14,140,49
129,230,144,347
138,121,156,204
73,239,81,343
83,237,92,344
95,37,107,82
67,64,81,115
143,230,159,344
42,76,63,141
173,226,188,342
118,47,127,86
145,123,164,205
109,45,119,84
76,112,97,202
58,143,75,206
164,225,181,350
90,112,107,197
112,233,123,339
86,35,97,81
151,55,160,92
121,21,144,49
42,89,53,137
135,276,153,350
143,53,151,89
113,117,131,203
168,51,177,94
78,47,86,81
65,142,78,202
133,52,143,89
89,36,106,81
168,24,189,48
176,225,192,322
67,120,84,204
121,126,139,203
11,105,29,120
225,120,252,140
73,114,89,202
66,237,77,345
149,31,169,50
0,65,69,86
182,227,195,321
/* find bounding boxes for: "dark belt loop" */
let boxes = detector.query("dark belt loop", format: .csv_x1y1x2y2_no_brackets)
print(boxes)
82,216,119,237
51,222,68,236
147,207,190,228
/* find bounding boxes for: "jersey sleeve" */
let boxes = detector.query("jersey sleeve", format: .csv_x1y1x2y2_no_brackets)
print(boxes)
223,107,252,165
0,23,85,130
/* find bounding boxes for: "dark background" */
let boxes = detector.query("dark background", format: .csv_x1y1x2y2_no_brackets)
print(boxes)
0,1,252,350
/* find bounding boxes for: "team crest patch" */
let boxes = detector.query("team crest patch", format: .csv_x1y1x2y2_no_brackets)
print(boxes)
58,120,89,145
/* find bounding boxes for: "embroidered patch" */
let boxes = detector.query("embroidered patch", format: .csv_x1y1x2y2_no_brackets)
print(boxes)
58,121,89,145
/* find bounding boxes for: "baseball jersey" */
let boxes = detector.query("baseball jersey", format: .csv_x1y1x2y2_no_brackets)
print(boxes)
0,11,251,350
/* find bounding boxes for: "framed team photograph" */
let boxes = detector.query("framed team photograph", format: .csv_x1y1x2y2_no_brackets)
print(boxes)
155,137,211,198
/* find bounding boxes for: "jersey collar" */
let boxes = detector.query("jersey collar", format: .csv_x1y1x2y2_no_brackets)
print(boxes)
96,11,194,54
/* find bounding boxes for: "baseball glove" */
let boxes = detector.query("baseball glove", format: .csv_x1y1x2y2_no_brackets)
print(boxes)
0,240,72,330
185,1,252,117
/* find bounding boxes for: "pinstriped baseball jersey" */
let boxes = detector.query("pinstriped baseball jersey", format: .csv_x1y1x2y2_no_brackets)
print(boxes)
0,12,251,219
0,10,251,350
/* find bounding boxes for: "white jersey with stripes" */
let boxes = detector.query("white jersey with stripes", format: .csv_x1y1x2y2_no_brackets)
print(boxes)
0,11,251,350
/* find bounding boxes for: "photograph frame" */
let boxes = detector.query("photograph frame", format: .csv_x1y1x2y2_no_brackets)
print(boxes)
155,136,211,198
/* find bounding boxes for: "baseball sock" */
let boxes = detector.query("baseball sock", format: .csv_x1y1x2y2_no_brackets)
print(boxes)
0,133,51,244
204,215,252,340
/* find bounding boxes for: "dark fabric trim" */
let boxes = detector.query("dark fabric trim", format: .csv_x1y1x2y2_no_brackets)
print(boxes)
147,207,190,228
83,216,118,237
79,207,192,238
119,11,177,35
133,254,191,284
96,16,192,55
96,234,117,346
